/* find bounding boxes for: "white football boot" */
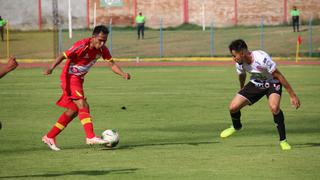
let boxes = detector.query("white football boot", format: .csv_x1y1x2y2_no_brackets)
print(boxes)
86,136,109,145
42,135,61,151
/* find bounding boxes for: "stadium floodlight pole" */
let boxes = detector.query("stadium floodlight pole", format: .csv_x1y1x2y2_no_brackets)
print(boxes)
160,17,163,58
68,0,72,39
309,16,313,57
93,2,97,28
202,1,205,31
260,16,264,50
109,18,113,54
210,20,214,57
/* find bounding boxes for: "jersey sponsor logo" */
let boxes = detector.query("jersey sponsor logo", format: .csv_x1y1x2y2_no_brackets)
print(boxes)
68,60,97,76
256,66,265,72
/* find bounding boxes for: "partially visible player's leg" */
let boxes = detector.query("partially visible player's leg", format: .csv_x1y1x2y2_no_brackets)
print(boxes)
46,109,78,138
43,108,78,151
220,94,250,138
137,25,141,39
221,82,265,138
296,17,300,32
0,27,3,41
141,25,144,39
268,93,291,150
229,94,250,129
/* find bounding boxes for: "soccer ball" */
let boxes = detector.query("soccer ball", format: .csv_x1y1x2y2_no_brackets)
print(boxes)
101,129,120,148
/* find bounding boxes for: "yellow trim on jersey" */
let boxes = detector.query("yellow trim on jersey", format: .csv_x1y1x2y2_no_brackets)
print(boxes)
63,52,68,58
81,118,92,125
104,58,113,62
55,123,65,130
75,90,83,97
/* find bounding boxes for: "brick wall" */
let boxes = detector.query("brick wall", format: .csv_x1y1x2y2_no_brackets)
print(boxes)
93,0,320,28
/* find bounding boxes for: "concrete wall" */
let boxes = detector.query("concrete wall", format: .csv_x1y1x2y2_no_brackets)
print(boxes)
0,0,319,30
0,0,86,30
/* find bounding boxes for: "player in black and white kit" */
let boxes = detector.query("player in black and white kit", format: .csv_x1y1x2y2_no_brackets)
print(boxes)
220,39,301,150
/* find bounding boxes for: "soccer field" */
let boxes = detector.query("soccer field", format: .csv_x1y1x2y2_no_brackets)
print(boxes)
0,65,319,179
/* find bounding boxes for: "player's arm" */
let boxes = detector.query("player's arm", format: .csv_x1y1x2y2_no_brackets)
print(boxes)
0,56,18,79
272,68,300,109
107,59,130,80
239,73,246,89
43,54,66,75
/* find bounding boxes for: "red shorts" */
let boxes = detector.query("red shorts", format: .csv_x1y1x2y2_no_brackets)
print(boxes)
56,76,85,111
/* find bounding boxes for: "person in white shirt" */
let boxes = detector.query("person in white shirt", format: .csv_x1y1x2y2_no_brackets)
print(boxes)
220,39,300,150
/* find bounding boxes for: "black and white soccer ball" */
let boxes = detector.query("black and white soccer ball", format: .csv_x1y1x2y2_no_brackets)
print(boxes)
101,129,120,148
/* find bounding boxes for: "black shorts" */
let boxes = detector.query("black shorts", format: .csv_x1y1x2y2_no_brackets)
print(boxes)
238,81,282,105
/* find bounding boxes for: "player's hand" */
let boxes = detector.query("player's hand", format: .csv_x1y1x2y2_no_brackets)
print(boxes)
123,73,131,80
43,67,53,75
6,56,18,71
290,95,300,109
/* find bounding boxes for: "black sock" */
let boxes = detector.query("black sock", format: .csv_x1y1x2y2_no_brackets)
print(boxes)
273,110,286,141
230,111,242,130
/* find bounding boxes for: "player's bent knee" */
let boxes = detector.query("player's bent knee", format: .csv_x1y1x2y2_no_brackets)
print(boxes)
229,104,240,113
65,109,78,117
73,99,88,109
270,106,280,115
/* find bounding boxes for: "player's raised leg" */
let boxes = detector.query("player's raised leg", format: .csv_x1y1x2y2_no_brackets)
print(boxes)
220,94,249,138
268,93,291,150
42,109,78,151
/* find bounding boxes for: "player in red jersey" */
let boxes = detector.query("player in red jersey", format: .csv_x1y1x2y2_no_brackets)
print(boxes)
42,25,130,151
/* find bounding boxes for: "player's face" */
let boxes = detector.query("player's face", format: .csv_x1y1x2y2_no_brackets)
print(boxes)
92,32,107,49
231,50,244,64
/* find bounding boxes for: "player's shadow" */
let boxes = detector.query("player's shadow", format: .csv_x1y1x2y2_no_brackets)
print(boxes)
104,141,218,150
234,142,320,149
0,168,138,179
293,142,320,148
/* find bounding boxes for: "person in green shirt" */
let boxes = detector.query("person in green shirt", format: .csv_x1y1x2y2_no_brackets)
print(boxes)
291,6,300,32
0,16,7,41
135,12,145,39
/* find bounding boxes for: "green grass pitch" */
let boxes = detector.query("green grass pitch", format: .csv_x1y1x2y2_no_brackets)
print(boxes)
0,65,319,179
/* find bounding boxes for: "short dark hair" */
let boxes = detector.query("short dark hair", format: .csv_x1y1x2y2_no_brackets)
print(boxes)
92,25,109,36
229,39,248,53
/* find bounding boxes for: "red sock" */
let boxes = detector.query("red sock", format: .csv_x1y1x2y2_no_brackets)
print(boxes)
78,107,95,138
47,112,73,138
